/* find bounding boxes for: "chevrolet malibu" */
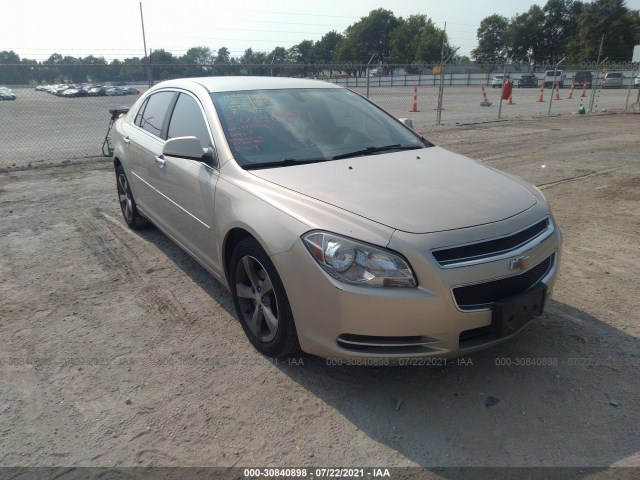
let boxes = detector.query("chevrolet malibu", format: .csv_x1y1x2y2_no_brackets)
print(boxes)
112,77,561,360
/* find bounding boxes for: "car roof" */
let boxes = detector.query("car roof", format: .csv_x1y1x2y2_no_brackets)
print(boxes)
151,76,341,93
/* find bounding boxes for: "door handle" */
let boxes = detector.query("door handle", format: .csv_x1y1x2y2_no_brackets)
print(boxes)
123,136,130,145
155,155,166,168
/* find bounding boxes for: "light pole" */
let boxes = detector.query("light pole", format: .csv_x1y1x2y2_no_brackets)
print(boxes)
139,2,151,88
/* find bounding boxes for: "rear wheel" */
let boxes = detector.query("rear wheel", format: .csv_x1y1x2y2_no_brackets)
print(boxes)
230,238,299,357
116,165,148,229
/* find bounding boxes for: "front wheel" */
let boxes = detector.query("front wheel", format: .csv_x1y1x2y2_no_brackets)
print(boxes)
230,238,299,357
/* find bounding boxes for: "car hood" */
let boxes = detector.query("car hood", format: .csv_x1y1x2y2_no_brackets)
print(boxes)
248,147,537,234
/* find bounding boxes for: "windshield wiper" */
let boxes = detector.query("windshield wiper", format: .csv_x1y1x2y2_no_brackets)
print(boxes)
332,144,422,160
244,158,328,170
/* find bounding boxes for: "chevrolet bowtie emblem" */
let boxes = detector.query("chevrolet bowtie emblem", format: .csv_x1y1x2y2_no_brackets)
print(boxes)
510,255,530,272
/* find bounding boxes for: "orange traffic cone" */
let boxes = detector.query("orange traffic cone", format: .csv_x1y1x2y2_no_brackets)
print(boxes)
409,85,419,112
580,79,587,98
480,84,492,106
567,79,575,99
537,84,545,102
507,95,514,105
554,81,561,100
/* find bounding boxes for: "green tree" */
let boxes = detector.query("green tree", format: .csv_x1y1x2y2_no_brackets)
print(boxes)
389,15,452,65
287,40,315,77
80,55,108,83
215,47,231,64
266,46,288,76
287,40,315,63
0,50,22,84
180,46,213,77
337,8,400,65
542,0,582,63
507,5,546,64
148,49,177,82
568,0,640,62
315,31,343,63
21,57,39,85
471,14,510,64
239,48,268,76
118,57,147,82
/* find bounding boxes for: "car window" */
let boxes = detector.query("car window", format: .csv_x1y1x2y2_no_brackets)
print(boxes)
211,88,425,167
134,98,149,127
138,91,175,138
167,93,213,148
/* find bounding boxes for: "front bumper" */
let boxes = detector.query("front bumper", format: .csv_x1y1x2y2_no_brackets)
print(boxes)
272,209,562,361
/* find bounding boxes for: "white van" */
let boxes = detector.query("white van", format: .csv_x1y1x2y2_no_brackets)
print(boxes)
544,70,566,88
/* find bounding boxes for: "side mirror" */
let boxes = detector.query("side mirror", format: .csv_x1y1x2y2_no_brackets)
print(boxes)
163,136,218,168
398,118,414,129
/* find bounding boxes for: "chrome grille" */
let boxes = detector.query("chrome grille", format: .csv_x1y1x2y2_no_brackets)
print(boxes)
433,218,550,267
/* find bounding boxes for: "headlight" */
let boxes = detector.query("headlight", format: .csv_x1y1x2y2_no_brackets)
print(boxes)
302,231,417,288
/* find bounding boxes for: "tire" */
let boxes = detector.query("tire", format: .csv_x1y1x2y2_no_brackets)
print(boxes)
230,237,300,357
115,165,149,229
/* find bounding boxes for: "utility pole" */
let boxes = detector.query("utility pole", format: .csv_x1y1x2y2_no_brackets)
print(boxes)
139,2,151,88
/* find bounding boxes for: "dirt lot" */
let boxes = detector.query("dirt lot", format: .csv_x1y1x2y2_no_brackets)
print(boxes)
1,113,639,474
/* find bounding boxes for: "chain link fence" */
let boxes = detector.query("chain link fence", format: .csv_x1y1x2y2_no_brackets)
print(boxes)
1,63,638,167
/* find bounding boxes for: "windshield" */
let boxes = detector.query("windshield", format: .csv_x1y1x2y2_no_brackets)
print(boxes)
210,88,427,168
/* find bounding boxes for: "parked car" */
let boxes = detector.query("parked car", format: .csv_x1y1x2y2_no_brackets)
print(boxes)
599,72,624,88
123,86,140,95
491,74,510,88
87,86,106,96
112,76,562,360
573,70,593,88
0,86,16,100
52,84,71,95
105,87,126,96
61,87,87,97
544,70,566,88
517,74,538,88
635,75,640,88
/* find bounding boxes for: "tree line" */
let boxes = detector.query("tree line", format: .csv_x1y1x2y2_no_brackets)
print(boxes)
1,0,639,85
472,0,640,65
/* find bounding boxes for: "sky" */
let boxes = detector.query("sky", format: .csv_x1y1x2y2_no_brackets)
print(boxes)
2,0,640,62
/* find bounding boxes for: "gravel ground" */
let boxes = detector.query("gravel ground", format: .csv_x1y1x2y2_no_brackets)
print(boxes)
0,113,639,474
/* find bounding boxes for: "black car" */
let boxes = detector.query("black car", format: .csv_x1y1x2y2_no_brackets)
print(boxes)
517,74,538,88
573,71,593,88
